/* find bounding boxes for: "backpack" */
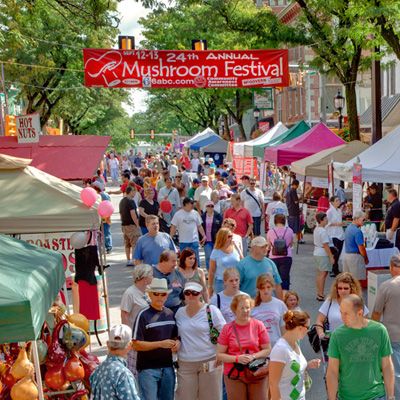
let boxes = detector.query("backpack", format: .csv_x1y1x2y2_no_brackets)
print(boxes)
272,228,288,256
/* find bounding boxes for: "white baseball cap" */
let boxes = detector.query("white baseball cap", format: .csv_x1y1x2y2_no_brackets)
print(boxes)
201,175,209,182
108,324,132,348
183,281,203,293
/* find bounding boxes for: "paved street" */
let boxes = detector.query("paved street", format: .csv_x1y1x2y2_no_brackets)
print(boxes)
90,189,360,399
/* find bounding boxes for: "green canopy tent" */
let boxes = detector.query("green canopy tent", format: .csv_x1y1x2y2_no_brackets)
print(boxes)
254,120,310,158
0,234,64,343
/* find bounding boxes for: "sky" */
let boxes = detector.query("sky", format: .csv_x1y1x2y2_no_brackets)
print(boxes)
117,0,150,114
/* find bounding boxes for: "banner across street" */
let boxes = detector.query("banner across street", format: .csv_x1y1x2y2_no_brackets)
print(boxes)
83,49,289,89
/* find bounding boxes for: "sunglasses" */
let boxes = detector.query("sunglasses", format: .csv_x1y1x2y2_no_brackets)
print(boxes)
183,290,200,296
206,205,214,208
337,286,350,291
152,292,167,297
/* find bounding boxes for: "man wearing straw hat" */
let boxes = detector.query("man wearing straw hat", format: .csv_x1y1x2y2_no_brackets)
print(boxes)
132,278,180,400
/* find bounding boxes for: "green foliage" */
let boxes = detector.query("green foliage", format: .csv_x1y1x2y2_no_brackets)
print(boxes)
0,0,130,148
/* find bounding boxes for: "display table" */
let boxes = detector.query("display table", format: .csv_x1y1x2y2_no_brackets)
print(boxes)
340,246,399,283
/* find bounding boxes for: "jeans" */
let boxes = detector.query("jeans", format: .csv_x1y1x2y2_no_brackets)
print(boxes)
253,216,261,236
331,237,344,275
392,342,400,399
103,223,112,251
138,367,175,400
179,242,200,266
204,241,214,270
272,257,292,290
140,226,148,235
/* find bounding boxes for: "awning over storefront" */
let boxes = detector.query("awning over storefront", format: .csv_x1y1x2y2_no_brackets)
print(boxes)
0,135,110,180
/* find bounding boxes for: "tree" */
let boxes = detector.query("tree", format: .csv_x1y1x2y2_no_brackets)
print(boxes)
138,0,272,140
0,0,122,127
206,0,377,141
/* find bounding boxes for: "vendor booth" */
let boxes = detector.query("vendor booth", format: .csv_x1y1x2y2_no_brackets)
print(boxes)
291,140,369,178
0,154,110,353
264,122,345,166
233,122,288,157
0,135,110,181
0,234,98,399
182,127,216,148
334,124,400,183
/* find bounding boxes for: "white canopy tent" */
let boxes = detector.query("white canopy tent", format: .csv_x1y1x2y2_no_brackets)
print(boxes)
233,122,288,157
182,127,216,148
292,141,368,178
334,126,400,183
0,153,99,234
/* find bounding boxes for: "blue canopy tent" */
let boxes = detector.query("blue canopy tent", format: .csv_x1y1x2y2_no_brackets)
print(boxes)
190,134,220,150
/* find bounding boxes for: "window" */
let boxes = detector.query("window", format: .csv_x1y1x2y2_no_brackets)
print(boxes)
390,63,396,96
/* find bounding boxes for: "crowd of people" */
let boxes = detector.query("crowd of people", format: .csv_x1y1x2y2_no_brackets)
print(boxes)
87,149,399,400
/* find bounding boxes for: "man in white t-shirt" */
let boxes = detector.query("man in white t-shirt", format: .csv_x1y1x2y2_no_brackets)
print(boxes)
191,154,200,173
170,197,206,264
266,192,288,229
240,178,265,236
194,176,213,213
159,176,181,225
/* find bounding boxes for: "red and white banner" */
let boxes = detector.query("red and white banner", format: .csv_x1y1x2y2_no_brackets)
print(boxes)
83,49,289,89
233,157,259,178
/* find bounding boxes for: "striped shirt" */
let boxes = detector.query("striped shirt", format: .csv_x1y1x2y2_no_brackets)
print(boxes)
133,305,177,370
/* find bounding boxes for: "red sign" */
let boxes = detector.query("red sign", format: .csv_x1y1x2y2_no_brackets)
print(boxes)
83,49,289,89
233,157,259,178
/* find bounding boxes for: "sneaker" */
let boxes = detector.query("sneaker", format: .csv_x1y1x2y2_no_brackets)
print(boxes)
126,261,134,267
106,248,112,254
299,239,305,244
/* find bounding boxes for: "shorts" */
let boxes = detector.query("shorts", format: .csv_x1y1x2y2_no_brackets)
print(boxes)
342,253,365,280
314,256,332,272
288,215,301,233
121,225,141,248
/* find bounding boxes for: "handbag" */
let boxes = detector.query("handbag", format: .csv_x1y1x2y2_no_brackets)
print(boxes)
307,301,332,353
228,323,269,384
206,305,220,345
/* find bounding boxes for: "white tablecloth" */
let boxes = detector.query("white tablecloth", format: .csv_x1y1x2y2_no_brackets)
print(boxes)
340,246,399,280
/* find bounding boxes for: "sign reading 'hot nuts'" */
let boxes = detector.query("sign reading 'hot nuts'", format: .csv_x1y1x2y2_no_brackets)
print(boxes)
83,49,289,89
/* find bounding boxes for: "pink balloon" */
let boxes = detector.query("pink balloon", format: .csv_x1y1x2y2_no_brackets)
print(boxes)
98,200,114,218
80,187,98,207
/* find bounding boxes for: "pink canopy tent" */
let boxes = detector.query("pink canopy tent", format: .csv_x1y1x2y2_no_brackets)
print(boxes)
264,122,345,166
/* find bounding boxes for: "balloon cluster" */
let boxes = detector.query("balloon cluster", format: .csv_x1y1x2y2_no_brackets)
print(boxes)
80,188,114,218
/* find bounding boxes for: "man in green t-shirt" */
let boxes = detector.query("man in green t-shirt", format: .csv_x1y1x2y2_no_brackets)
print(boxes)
326,294,395,400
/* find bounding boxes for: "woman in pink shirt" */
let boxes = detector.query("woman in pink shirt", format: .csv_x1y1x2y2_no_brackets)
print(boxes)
217,294,271,400
267,214,294,291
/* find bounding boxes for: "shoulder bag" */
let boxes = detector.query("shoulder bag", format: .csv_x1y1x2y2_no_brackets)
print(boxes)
307,300,332,353
227,323,269,384
206,304,220,345
245,189,262,212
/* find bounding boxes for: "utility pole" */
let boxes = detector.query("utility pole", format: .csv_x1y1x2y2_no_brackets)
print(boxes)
371,47,382,144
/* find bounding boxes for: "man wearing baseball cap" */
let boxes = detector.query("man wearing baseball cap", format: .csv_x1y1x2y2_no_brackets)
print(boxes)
132,278,180,400
237,236,283,299
194,175,213,213
90,324,140,399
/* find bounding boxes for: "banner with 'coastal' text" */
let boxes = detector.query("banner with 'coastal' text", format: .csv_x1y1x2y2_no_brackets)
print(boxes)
83,49,289,89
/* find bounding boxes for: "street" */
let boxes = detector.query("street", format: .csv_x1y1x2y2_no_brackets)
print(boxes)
91,189,347,400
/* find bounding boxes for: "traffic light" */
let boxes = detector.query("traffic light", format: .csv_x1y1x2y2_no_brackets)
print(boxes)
5,115,16,136
192,39,207,51
118,36,135,50
130,129,135,140
150,129,155,140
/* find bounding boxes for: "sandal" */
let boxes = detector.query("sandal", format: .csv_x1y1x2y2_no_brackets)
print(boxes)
316,295,325,301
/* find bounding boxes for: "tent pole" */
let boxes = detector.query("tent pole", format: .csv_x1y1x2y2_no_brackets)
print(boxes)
63,282,71,315
98,226,111,335
32,340,45,400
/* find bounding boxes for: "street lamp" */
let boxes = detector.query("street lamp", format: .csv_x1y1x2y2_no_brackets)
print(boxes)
334,90,345,129
253,106,260,129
